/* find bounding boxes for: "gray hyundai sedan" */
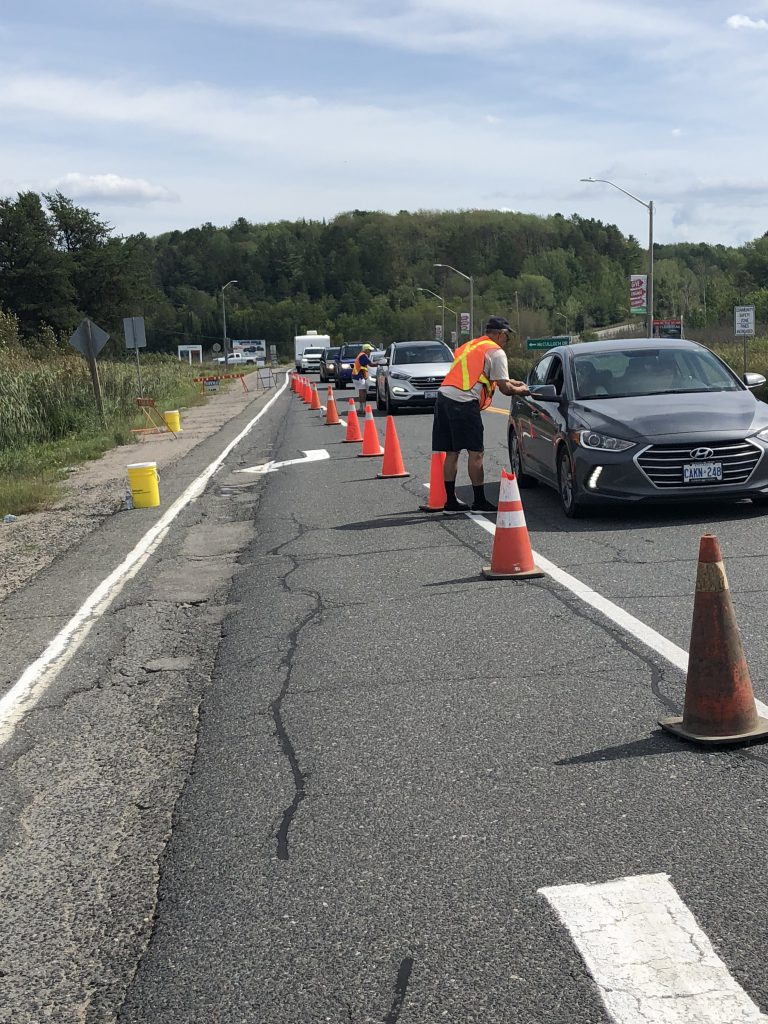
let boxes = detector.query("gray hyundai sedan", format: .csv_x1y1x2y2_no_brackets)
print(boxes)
508,339,768,517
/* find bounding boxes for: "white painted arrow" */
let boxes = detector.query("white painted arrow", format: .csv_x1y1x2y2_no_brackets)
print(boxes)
236,449,330,475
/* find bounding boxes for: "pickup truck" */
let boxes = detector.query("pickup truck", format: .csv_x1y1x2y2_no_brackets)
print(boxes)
215,351,258,366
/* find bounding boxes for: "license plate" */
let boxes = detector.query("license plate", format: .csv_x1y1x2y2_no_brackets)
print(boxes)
683,461,722,483
424,390,438,399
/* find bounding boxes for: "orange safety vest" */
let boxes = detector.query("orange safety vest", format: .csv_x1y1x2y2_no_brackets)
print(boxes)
441,336,500,410
353,352,369,379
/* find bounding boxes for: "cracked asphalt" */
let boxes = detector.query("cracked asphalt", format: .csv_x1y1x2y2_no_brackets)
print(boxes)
4,382,768,1022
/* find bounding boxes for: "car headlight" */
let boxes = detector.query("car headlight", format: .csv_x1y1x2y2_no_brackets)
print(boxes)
576,430,635,452
756,427,768,441
342,362,353,369
390,371,410,380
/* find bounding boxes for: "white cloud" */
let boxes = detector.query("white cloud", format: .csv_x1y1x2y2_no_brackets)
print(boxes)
51,172,178,203
671,128,682,136
727,14,768,29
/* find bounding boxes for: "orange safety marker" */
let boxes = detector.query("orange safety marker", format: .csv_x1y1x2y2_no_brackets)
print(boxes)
309,384,322,411
377,416,409,478
660,535,768,745
325,389,341,425
343,400,363,442
302,379,313,404
419,452,447,512
481,469,544,579
358,405,384,457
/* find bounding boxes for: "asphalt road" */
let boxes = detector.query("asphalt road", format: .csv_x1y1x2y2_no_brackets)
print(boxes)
4,381,768,1022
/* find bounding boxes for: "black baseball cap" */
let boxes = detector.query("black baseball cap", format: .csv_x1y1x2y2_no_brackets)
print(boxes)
485,315,512,332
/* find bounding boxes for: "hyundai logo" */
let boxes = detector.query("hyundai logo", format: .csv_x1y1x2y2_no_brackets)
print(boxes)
690,447,714,460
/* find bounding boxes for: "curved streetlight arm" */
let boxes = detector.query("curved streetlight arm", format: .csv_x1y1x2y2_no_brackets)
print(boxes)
434,263,474,336
221,279,238,365
580,177,649,210
417,286,444,303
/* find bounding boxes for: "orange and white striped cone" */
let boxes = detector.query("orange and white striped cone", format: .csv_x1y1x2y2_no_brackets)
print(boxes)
325,389,341,425
358,405,384,457
419,452,447,512
377,416,410,478
290,373,296,393
660,535,768,745
344,400,363,442
309,384,322,411
481,470,544,579
303,380,314,405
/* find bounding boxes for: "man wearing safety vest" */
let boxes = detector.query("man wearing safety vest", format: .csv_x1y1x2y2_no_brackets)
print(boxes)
352,343,375,415
433,315,529,513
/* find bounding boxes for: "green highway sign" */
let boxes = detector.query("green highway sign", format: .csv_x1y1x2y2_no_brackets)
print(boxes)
526,335,570,351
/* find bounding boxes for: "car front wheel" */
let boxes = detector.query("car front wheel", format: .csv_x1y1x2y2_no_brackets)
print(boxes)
557,447,585,518
508,428,537,487
384,386,398,415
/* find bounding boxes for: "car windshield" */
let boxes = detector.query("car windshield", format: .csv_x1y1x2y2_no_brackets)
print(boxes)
324,348,340,358
340,344,364,359
572,348,741,399
304,348,324,356
393,344,453,365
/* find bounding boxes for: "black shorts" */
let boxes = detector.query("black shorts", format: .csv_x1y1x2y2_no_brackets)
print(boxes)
432,392,484,453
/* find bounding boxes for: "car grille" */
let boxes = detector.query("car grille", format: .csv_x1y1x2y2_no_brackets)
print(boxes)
409,375,445,391
636,439,762,488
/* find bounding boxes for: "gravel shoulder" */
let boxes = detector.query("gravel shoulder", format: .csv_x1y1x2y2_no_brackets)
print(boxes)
0,376,280,603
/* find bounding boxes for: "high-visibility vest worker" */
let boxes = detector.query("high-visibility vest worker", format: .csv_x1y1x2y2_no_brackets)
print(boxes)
441,336,501,410
353,351,369,379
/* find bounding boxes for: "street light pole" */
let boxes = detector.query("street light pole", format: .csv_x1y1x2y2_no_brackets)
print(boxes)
580,178,654,336
221,279,237,367
556,311,569,336
434,263,474,338
417,287,445,343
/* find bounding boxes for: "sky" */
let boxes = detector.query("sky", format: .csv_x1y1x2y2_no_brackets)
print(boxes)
2,0,768,247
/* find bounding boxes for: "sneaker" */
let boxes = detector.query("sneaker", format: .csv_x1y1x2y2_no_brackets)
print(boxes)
443,497,469,514
471,497,497,513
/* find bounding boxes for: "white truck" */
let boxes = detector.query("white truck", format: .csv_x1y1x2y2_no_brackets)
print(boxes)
294,330,331,371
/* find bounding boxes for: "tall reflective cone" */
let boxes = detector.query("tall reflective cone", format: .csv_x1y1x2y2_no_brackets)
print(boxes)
377,416,410,478
325,389,341,425
358,405,384,457
660,534,768,745
309,384,322,411
344,400,363,442
419,452,447,512
302,378,312,404
481,469,544,579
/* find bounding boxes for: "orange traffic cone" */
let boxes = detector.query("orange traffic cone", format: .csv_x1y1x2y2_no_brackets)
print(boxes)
660,535,768,745
302,379,311,404
309,384,322,411
419,452,448,512
481,470,544,579
377,416,409,478
358,405,384,457
344,400,363,442
325,390,341,425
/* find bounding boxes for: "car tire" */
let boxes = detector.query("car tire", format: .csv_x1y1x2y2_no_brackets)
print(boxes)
384,386,398,415
508,428,537,487
557,447,585,518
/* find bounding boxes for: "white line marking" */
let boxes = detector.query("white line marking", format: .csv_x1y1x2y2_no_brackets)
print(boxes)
0,377,289,746
235,449,329,474
539,873,768,1023
433,487,768,715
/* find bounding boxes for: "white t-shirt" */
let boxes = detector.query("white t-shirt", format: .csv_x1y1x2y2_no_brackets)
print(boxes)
440,345,510,403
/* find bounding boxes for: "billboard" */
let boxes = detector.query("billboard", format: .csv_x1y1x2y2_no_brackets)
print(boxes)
630,275,647,315
652,318,683,339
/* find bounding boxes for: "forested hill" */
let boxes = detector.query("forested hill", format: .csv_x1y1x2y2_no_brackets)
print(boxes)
2,193,768,356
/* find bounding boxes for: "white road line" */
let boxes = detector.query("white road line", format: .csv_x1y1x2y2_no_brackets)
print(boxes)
0,377,289,746
539,873,768,1023
434,490,768,715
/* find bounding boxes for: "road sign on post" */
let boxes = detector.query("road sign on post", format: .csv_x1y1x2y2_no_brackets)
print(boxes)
460,312,470,335
124,316,147,396
69,318,108,422
526,336,570,351
735,305,756,377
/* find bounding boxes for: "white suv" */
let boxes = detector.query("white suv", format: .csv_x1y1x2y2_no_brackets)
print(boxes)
376,340,454,414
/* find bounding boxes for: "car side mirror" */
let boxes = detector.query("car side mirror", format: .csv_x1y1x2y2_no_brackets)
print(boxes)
377,358,388,367
744,372,766,390
529,384,559,401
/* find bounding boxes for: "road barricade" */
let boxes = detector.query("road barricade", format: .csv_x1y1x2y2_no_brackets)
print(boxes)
193,373,249,395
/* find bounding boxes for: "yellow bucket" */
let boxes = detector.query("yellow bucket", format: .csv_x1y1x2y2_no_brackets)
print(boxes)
163,409,181,433
127,462,160,508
